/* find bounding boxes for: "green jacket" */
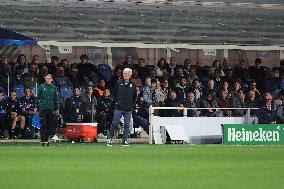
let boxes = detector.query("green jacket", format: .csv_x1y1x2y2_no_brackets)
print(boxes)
37,83,58,111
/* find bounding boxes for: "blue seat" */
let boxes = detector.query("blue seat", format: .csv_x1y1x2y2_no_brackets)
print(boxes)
13,85,25,97
59,84,73,107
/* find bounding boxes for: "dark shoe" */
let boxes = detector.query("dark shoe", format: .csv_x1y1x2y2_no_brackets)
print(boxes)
41,142,49,147
121,141,129,146
107,139,112,146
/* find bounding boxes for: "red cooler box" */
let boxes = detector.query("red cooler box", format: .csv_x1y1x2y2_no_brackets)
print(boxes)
64,123,97,142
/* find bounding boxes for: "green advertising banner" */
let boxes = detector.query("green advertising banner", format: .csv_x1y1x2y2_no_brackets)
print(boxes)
223,124,284,144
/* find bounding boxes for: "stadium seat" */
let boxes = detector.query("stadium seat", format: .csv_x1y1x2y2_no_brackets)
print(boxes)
13,85,25,97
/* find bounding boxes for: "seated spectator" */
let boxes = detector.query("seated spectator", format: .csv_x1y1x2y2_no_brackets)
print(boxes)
230,89,246,116
18,86,38,138
82,84,97,122
14,54,28,74
94,78,106,98
12,65,25,86
278,60,284,76
217,89,232,116
143,79,160,106
187,67,199,85
174,76,190,103
200,92,222,117
38,65,49,84
68,67,82,87
248,80,261,98
64,86,84,123
54,65,72,88
276,103,284,124
5,90,25,138
0,64,14,93
230,80,242,99
22,63,39,87
110,67,122,91
156,57,170,77
58,58,70,75
0,55,14,72
159,79,170,106
219,81,231,99
213,69,224,91
233,59,251,86
0,90,8,139
183,58,192,77
204,79,217,97
47,56,60,76
136,94,150,120
130,69,142,87
190,78,203,101
175,66,185,81
263,71,280,98
249,58,266,92
30,55,40,65
274,90,284,108
257,92,277,124
132,107,149,135
183,91,200,117
245,89,260,116
278,74,284,91
164,90,183,117
212,60,222,71
119,55,135,70
77,54,98,87
136,58,150,81
169,57,177,77
96,89,113,138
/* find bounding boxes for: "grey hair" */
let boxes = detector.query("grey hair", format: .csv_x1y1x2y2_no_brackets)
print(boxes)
123,68,132,76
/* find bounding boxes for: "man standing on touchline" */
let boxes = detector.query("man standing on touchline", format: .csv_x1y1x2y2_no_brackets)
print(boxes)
107,68,136,146
37,74,59,147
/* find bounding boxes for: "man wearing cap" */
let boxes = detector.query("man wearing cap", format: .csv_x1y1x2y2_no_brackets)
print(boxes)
107,68,137,146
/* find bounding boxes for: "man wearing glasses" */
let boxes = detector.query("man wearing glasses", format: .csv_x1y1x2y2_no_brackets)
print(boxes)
257,92,277,124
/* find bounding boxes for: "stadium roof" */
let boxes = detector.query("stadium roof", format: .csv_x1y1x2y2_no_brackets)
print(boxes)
0,0,284,48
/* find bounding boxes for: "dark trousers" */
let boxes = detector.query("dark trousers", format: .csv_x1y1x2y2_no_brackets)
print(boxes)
0,114,8,138
108,109,132,142
39,110,54,142
132,114,149,134
96,111,112,135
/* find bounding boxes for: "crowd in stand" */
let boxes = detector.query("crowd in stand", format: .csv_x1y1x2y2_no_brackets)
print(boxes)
1,53,284,140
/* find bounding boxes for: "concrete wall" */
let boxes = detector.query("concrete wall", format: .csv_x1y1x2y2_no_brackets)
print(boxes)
229,50,280,67
0,46,281,68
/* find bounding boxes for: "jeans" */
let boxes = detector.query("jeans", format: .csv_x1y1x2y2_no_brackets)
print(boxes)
108,109,132,142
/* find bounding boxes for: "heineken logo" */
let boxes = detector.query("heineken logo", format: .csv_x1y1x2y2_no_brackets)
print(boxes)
224,124,284,144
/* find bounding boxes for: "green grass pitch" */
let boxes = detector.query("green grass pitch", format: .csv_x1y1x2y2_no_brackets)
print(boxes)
0,143,283,189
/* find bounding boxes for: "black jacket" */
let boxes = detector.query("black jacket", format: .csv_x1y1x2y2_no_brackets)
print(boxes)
257,104,277,124
64,95,84,123
112,79,136,111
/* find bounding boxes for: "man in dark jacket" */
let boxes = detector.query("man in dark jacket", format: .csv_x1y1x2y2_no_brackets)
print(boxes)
96,88,113,138
0,90,8,139
107,68,137,146
257,92,277,124
64,86,84,123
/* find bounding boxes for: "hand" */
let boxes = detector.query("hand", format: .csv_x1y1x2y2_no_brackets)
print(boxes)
53,110,59,116
11,112,17,116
